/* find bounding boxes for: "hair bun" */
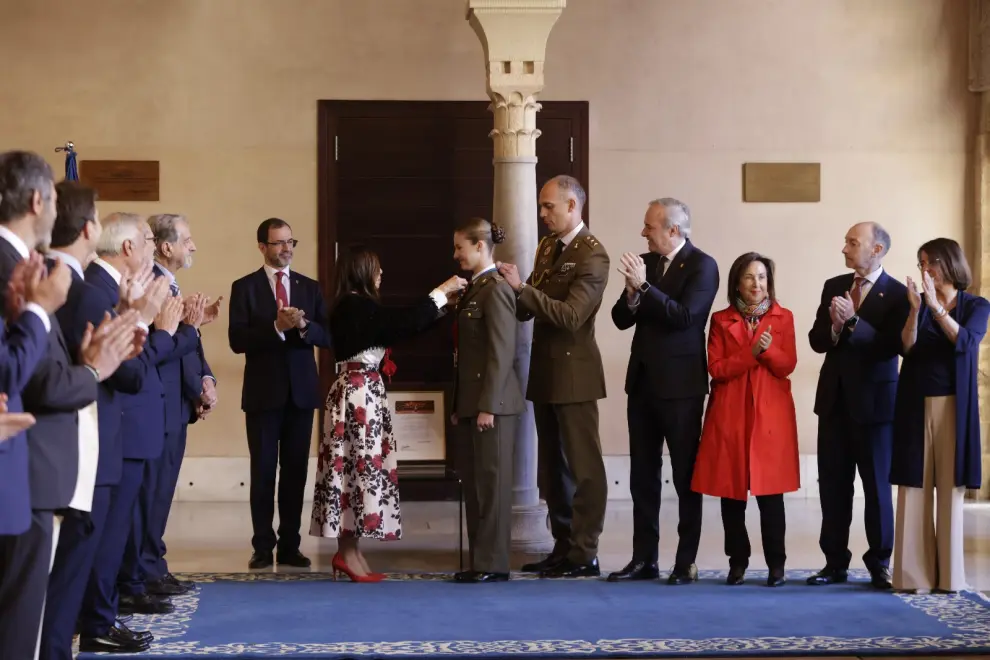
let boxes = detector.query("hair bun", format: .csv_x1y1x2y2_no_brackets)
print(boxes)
491,223,506,244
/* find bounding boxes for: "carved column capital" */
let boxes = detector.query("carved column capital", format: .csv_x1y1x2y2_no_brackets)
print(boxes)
467,0,565,158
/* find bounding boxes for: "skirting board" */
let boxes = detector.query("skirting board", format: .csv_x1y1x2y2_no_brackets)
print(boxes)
173,454,848,503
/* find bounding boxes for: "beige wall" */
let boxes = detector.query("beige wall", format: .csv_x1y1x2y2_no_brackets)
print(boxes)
0,0,974,458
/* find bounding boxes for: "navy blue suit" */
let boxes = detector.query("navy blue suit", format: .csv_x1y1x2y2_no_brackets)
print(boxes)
137,262,213,584
77,261,177,639
0,238,99,660
228,267,330,556
892,291,990,489
809,269,909,571
611,240,719,566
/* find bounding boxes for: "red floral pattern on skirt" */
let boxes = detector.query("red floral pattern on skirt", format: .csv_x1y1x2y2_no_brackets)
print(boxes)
309,365,401,540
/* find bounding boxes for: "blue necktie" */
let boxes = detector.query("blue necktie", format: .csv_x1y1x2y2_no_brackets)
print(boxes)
170,281,179,297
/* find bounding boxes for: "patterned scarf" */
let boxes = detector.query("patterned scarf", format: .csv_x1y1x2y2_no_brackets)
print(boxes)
734,296,771,331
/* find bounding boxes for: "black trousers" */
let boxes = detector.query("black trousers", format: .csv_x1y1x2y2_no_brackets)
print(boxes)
817,401,894,571
0,509,54,660
720,495,786,569
246,403,315,555
627,374,705,567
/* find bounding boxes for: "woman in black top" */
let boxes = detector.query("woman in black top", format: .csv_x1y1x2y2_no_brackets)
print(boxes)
309,246,465,581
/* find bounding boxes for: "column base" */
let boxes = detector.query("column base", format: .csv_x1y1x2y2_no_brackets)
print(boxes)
511,501,554,553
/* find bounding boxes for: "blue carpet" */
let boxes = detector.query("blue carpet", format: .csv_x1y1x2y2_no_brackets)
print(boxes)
78,570,990,658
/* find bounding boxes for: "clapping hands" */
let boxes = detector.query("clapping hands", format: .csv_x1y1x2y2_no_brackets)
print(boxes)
617,252,647,293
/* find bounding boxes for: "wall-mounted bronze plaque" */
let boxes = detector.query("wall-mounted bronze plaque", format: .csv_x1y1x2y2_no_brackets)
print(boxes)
80,160,159,202
742,162,820,203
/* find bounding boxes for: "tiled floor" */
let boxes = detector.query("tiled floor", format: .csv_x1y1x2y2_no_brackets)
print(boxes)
165,497,990,589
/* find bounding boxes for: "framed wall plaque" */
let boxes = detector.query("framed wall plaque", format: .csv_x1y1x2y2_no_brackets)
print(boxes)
388,390,446,463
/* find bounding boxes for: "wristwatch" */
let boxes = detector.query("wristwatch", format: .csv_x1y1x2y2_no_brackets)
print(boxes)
516,283,527,296
845,315,859,330
638,281,650,293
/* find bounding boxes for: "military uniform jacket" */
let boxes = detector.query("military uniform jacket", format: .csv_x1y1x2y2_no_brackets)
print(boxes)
452,269,526,418
517,227,609,404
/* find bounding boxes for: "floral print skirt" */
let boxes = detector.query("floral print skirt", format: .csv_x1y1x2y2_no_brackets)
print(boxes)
309,365,401,540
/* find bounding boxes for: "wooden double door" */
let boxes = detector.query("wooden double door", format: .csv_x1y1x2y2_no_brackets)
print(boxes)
317,100,589,494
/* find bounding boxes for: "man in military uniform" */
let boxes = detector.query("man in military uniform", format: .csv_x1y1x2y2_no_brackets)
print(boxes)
496,175,609,578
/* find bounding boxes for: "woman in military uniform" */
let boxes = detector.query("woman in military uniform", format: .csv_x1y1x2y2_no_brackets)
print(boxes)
450,217,525,583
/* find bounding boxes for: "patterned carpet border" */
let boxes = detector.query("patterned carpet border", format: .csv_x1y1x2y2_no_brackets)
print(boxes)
103,570,990,658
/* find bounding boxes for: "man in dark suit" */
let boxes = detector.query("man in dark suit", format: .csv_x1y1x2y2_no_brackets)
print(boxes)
609,198,719,585
496,176,610,579
0,150,139,659
42,186,170,657
808,221,909,590
229,217,331,569
138,213,213,597
78,212,185,646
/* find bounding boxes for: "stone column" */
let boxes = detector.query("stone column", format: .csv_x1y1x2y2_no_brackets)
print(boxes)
467,0,565,548
969,0,990,500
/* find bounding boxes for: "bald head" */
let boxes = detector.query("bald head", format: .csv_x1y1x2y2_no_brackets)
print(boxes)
843,221,890,273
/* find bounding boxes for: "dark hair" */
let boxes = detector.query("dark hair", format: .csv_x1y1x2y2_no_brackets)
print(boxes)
727,252,776,305
334,245,381,302
51,180,99,248
918,237,972,291
454,217,505,251
0,151,55,225
257,217,291,244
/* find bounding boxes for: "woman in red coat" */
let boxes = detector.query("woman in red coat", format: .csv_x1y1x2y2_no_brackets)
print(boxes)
691,252,800,587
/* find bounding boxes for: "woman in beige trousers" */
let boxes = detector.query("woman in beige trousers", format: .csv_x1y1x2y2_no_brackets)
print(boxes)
891,238,990,592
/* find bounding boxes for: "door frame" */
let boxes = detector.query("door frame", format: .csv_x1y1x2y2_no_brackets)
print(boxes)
316,99,590,498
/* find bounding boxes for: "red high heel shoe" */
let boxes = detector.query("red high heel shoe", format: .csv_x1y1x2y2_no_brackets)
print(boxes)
331,553,383,583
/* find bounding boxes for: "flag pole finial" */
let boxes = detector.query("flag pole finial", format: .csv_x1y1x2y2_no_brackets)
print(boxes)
54,141,74,153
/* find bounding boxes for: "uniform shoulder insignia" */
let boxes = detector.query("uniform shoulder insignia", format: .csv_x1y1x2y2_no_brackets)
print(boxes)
583,235,600,249
491,271,504,282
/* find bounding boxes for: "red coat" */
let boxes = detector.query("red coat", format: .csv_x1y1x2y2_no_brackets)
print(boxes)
691,303,801,501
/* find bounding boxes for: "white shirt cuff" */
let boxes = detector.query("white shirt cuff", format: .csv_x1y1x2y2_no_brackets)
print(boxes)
24,304,51,333
273,320,286,341
203,375,217,385
137,321,150,332
830,326,840,343
429,289,447,308
627,293,641,311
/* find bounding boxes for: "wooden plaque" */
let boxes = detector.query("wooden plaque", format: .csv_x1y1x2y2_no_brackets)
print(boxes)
742,162,820,203
80,160,159,202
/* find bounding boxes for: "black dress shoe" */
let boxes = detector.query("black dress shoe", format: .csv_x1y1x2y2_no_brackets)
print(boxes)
869,566,892,590
276,550,312,568
540,557,600,578
146,578,188,596
606,559,659,582
249,551,274,569
806,566,848,585
164,572,194,589
521,553,565,573
453,570,510,583
767,567,786,587
726,565,746,585
79,625,151,653
115,618,153,643
119,592,174,615
667,563,698,585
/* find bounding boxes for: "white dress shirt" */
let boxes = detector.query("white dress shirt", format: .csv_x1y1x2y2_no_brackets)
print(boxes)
831,265,884,343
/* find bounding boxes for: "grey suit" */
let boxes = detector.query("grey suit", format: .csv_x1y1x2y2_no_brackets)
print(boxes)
0,237,98,659
452,270,525,574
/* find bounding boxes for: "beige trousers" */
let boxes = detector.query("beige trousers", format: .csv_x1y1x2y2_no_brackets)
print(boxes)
892,396,967,592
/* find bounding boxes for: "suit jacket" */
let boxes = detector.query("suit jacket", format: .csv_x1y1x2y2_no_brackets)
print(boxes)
691,304,800,500
809,270,909,425
516,229,609,404
451,269,525,418
228,267,331,413
892,291,990,489
0,309,52,534
150,263,203,435
85,262,171,460
611,240,719,399
56,266,156,485
0,239,98,511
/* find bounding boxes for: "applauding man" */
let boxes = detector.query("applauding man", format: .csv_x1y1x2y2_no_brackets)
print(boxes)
496,175,609,578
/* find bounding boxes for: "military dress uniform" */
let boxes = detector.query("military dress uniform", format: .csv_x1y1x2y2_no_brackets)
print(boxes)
516,226,610,573
452,266,525,579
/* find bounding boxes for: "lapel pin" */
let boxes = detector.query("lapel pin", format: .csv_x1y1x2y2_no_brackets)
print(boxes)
879,292,884,297
679,263,684,268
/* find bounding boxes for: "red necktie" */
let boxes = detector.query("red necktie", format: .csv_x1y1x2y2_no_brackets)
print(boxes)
275,271,289,308
850,277,865,310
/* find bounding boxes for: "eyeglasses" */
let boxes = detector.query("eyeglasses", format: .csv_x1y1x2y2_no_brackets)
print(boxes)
917,257,940,270
266,240,298,248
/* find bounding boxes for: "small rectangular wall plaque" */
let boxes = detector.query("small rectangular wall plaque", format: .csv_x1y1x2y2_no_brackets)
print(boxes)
80,160,159,202
742,162,820,203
